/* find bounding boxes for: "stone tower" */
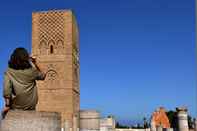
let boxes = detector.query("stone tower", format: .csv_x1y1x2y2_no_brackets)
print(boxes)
32,10,79,130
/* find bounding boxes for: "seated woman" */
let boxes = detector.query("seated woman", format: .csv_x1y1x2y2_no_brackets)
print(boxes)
2,47,46,115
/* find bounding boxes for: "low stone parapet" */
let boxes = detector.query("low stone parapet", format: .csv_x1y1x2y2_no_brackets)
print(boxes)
0,110,61,131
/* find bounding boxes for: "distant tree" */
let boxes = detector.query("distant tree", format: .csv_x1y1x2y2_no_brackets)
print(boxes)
116,122,120,128
188,115,194,129
107,115,114,118
143,117,149,128
137,123,143,129
115,122,130,129
137,123,141,128
166,110,178,129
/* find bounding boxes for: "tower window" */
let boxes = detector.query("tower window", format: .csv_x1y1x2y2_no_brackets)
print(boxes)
50,45,54,54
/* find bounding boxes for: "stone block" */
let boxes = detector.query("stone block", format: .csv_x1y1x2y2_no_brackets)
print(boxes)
0,110,61,131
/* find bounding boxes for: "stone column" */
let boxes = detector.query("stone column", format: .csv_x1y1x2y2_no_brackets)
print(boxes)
156,125,163,131
151,120,156,131
64,120,71,131
163,128,173,131
176,107,189,131
80,110,100,131
194,118,197,131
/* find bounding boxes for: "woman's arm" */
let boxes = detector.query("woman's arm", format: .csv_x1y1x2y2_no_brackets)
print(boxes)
2,73,12,116
30,56,46,80
30,57,41,71
3,97,10,112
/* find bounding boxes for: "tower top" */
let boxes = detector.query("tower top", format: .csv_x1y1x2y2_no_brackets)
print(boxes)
32,9,72,14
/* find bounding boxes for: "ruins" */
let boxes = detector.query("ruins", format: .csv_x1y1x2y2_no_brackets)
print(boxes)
151,107,170,129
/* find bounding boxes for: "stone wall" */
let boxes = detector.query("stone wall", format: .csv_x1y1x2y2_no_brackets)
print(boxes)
0,110,61,131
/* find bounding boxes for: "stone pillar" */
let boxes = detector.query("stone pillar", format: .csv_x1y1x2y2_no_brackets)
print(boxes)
156,125,163,131
64,120,71,131
163,128,173,131
0,110,61,131
151,120,156,131
194,118,197,131
80,110,100,131
176,107,189,131
163,128,167,131
100,117,116,131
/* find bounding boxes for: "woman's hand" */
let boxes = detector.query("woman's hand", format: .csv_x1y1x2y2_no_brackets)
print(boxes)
3,106,10,113
2,106,10,118
29,56,36,64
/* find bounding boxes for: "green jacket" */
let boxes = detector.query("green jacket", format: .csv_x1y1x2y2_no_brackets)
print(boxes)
3,63,45,110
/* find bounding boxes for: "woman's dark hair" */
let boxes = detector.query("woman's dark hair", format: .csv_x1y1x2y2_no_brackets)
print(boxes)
8,47,32,70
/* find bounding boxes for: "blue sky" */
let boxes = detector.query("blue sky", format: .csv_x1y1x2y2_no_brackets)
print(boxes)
0,0,196,124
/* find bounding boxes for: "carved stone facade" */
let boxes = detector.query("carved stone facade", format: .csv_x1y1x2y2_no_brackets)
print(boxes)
37,11,65,55
32,10,79,130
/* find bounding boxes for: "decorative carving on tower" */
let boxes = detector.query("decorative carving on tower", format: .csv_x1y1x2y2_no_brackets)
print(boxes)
37,11,65,55
39,40,47,55
46,64,58,81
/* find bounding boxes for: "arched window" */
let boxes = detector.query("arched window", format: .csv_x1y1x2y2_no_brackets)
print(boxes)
39,40,47,55
50,45,54,54
48,40,55,54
